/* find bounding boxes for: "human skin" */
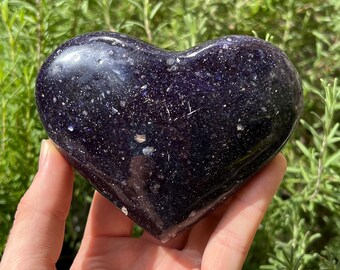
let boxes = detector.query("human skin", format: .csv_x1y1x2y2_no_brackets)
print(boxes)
0,139,286,270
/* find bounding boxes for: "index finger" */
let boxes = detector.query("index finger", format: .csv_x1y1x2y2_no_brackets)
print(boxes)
201,154,287,270
0,139,74,269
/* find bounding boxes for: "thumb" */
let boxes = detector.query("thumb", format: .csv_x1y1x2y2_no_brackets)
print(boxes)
0,139,74,270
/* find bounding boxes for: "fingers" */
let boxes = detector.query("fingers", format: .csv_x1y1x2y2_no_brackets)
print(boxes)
82,191,134,238
74,191,134,264
184,211,221,254
184,198,234,253
0,139,74,269
201,154,287,270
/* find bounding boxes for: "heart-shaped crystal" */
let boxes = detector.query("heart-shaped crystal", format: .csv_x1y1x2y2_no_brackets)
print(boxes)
36,32,303,241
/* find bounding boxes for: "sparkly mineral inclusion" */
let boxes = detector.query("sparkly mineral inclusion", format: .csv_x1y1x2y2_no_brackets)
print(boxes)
36,32,303,241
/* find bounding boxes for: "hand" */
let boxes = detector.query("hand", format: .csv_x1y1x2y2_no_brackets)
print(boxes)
0,139,286,270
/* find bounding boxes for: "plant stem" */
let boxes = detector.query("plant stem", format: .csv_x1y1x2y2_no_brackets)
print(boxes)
103,0,115,31
143,0,152,43
36,0,42,69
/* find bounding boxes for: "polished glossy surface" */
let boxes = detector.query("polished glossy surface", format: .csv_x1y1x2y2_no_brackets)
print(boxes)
36,32,303,241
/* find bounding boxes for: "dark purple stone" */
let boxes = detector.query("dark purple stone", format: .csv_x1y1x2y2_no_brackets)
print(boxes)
36,32,303,241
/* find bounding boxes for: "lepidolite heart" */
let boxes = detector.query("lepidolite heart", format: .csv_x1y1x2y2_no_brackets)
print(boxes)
36,32,303,241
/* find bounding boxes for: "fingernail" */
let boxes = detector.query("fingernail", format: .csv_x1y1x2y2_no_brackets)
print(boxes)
38,139,49,169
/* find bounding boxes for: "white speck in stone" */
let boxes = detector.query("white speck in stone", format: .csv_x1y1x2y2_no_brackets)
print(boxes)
253,74,258,80
237,124,245,131
166,58,175,65
223,104,227,107
176,57,180,63
53,97,57,103
62,102,65,106
129,59,135,66
142,146,155,156
250,81,257,87
151,182,161,193
134,134,146,143
51,64,62,74
97,59,103,65
91,99,94,103
241,87,246,91
222,44,229,49
165,104,171,117
120,100,126,107
194,71,203,78
48,124,52,129
276,111,280,115
166,84,173,92
189,211,197,218
112,107,118,114
41,94,45,97
187,108,202,116
121,206,128,216
226,38,232,42
74,54,80,62
68,124,74,132
161,232,177,243
82,110,88,116
58,79,62,83
261,107,267,112
141,84,148,90
167,65,178,72
187,102,192,113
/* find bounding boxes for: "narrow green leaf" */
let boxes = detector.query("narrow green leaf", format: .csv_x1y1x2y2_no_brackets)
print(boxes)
127,0,143,12
1,0,9,23
124,20,145,29
324,151,340,167
327,122,339,141
296,140,314,160
150,2,162,19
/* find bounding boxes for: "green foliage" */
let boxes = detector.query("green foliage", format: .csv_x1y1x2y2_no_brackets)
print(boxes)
0,0,339,268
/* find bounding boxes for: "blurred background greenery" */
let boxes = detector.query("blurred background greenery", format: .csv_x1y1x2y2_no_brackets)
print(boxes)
0,0,339,269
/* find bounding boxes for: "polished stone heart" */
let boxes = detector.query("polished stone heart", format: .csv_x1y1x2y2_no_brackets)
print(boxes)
36,32,303,241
